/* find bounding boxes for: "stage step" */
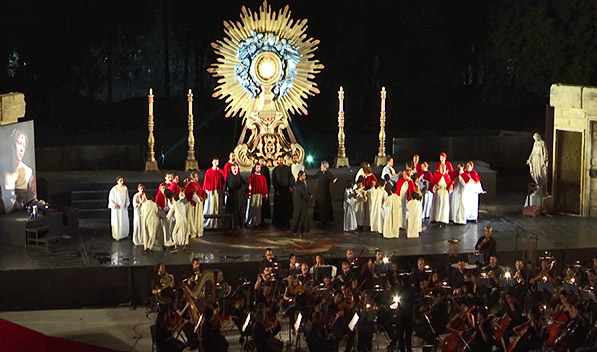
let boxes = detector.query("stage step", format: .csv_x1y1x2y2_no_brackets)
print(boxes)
78,208,112,219
72,199,107,209
71,189,158,201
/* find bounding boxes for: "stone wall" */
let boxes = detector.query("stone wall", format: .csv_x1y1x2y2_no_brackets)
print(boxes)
550,83,597,217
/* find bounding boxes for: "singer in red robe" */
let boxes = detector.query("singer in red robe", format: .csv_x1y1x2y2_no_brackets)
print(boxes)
363,167,379,190
395,170,418,228
169,173,181,195
434,152,455,173
246,165,268,226
222,152,237,182
464,161,485,222
203,158,225,228
430,164,453,225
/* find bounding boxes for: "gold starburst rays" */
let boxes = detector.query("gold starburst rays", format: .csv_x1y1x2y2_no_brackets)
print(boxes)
207,1,324,120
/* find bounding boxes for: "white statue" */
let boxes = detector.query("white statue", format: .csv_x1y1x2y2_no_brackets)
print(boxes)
526,132,549,194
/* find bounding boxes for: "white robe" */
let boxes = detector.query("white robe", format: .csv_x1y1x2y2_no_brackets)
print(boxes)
383,194,401,238
398,181,409,229
368,187,386,233
246,194,263,226
381,165,399,183
141,201,159,250
132,192,146,245
464,181,484,221
291,163,305,181
353,188,367,226
406,199,422,238
167,200,188,246
158,201,174,247
204,189,221,228
430,177,450,224
450,175,467,225
108,185,130,241
343,189,357,232
188,194,204,238
418,178,433,219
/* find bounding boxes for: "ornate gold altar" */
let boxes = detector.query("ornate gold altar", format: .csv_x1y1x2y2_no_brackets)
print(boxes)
208,1,324,169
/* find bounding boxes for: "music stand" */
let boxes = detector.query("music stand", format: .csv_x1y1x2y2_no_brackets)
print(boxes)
537,281,554,293
313,266,332,283
348,312,360,332
563,282,579,296
468,253,485,266
581,290,597,303
476,277,493,289
499,277,515,288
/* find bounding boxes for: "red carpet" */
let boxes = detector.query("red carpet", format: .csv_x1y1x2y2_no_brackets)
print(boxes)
0,319,121,352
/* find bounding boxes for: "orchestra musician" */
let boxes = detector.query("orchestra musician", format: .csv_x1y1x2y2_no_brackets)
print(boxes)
151,263,175,309
475,226,497,265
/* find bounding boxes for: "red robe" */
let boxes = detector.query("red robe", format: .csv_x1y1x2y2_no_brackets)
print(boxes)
247,173,268,196
185,181,205,205
414,163,423,176
363,174,379,190
395,177,417,201
431,173,453,192
421,170,433,182
434,161,454,173
465,169,481,183
155,190,166,209
169,181,181,195
222,161,237,181
203,168,225,191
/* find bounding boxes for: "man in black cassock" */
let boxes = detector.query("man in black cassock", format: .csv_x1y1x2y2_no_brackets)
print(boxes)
309,160,337,225
290,170,311,236
224,164,247,229
253,157,271,224
272,155,294,227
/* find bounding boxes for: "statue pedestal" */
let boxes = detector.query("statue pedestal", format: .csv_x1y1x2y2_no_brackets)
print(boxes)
374,154,387,167
334,156,350,168
185,159,198,171
145,161,159,172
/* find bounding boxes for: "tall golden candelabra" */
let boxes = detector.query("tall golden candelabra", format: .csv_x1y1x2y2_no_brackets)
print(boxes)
185,89,199,171
145,88,159,171
334,86,350,168
374,86,388,166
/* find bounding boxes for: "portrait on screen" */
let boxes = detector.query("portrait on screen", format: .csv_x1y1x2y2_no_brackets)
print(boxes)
0,121,36,214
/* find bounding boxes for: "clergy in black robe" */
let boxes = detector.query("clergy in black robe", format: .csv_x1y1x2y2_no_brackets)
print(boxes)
290,171,311,235
224,164,247,229
272,156,294,227
253,157,271,223
309,160,337,224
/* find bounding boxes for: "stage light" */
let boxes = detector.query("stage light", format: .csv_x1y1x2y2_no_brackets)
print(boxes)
504,271,511,278
481,272,487,278
306,155,314,163
542,276,547,282
571,278,576,283
382,256,389,264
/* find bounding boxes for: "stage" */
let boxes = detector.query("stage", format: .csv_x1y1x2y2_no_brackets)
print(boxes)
1,166,597,311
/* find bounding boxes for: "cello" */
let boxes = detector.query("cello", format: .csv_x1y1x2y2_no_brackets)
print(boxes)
546,308,569,345
441,306,473,352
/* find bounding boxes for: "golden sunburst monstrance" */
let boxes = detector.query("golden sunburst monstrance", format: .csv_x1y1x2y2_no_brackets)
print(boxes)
208,1,324,168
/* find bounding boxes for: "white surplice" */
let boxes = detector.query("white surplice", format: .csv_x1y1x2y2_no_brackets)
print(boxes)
187,194,204,238
398,181,410,229
141,201,159,250
450,175,467,225
406,199,422,238
430,177,450,224
353,187,367,227
464,181,484,221
383,194,401,238
418,178,433,219
246,194,263,226
108,185,130,241
343,189,357,231
369,187,386,233
132,192,146,245
167,199,188,246
203,190,221,228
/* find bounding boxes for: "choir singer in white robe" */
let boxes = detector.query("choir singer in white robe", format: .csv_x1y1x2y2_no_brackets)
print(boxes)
368,179,386,233
406,191,423,238
450,165,468,225
343,181,357,232
141,195,159,253
185,172,205,238
132,183,146,246
418,162,434,219
383,187,401,238
108,176,130,241
430,163,453,226
464,161,485,222
167,193,188,251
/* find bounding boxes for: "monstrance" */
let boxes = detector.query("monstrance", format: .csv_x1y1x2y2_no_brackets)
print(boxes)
208,1,324,169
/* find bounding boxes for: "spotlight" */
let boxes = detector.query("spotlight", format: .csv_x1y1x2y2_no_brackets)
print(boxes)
504,272,511,279
382,256,389,264
306,155,314,163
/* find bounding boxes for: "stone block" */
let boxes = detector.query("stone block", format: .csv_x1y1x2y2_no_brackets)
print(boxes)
550,84,582,109
592,157,597,166
555,117,570,127
0,92,26,126
583,87,597,112
591,207,597,218
562,108,586,120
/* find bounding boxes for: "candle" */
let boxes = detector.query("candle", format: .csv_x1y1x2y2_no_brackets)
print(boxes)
338,86,344,112
149,88,153,95
148,88,153,116
188,89,192,95
381,87,386,112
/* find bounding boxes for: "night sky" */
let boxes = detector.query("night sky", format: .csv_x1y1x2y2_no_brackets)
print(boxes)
2,0,596,167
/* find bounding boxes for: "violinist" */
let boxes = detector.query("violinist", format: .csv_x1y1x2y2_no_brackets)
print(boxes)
359,258,376,290
475,226,496,265
201,305,230,352
412,257,431,292
260,248,279,274
450,260,468,290
335,261,356,285
298,262,311,284
496,291,525,346
285,253,301,277
251,310,284,352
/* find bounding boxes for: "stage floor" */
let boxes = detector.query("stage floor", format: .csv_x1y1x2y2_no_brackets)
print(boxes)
1,190,597,272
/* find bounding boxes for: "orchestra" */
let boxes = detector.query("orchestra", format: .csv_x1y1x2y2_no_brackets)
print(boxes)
146,248,597,352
